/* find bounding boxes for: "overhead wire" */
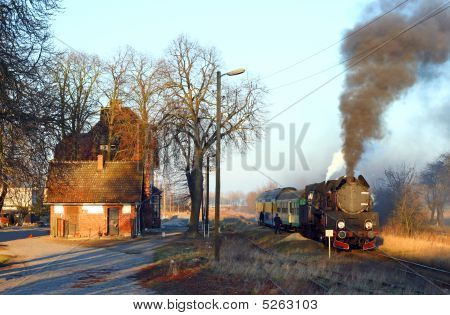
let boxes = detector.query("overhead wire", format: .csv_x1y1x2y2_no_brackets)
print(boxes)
268,2,449,122
53,35,81,54
262,0,411,80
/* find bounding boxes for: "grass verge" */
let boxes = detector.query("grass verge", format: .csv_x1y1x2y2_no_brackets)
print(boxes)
135,219,447,294
379,230,450,269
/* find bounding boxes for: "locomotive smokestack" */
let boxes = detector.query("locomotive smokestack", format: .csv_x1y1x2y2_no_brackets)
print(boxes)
339,0,450,175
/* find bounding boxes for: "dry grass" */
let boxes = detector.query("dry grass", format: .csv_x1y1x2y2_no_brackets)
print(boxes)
220,206,256,220
212,237,438,294
0,254,13,266
136,220,443,294
212,224,441,294
162,206,256,222
162,210,190,220
379,229,450,269
135,236,272,294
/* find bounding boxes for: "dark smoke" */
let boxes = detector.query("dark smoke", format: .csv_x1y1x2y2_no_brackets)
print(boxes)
340,0,450,176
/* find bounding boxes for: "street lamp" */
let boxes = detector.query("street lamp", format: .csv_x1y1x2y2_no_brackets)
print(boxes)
215,67,245,261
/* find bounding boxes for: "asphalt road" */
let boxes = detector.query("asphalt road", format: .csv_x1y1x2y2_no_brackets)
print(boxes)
0,230,181,294
0,227,49,242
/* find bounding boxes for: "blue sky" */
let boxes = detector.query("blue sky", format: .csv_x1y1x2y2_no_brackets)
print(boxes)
51,0,450,193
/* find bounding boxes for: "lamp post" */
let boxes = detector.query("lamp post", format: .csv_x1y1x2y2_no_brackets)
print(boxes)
215,67,245,261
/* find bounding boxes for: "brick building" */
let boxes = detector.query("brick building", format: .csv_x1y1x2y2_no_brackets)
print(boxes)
45,155,161,238
54,103,158,164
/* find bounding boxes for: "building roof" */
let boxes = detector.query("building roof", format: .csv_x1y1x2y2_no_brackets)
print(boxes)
45,160,143,204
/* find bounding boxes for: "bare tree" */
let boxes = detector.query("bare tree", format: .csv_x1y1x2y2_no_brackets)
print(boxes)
421,153,450,226
228,191,245,206
246,181,278,211
382,164,426,235
102,48,132,161
389,184,425,236
0,0,60,212
159,36,265,233
245,191,258,211
384,164,415,193
52,52,102,159
129,51,163,125
128,51,164,194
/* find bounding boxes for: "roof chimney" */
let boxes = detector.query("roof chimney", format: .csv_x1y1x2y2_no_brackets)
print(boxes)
97,154,104,171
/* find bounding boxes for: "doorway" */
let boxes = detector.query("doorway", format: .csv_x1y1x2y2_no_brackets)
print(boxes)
107,207,119,236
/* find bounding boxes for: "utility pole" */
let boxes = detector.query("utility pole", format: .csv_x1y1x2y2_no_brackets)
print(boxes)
201,185,204,235
162,184,166,219
214,71,222,261
214,68,245,261
206,156,210,237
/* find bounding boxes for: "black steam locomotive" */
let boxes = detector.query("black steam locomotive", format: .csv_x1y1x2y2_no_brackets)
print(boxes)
256,175,379,250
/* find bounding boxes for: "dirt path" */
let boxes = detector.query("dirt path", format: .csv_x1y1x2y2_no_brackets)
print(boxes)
0,234,174,294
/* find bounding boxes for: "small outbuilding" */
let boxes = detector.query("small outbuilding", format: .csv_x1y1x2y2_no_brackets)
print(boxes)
45,155,160,238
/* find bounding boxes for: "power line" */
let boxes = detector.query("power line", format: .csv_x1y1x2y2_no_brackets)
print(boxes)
250,166,282,187
269,1,438,92
53,35,81,53
263,0,411,80
268,63,339,91
268,2,449,122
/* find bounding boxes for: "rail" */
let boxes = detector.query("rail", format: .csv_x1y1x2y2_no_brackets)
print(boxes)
367,249,450,294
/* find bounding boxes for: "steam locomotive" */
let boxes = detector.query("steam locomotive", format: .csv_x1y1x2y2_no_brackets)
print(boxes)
256,175,379,250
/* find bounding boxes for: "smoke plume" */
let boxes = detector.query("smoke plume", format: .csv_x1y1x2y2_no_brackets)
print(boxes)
325,150,345,181
340,0,450,176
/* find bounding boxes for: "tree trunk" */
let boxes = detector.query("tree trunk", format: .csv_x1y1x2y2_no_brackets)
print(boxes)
186,150,203,234
430,207,436,223
436,207,444,227
0,181,7,214
71,135,77,160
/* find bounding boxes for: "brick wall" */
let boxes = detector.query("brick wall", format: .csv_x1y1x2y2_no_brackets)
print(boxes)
78,209,106,237
50,204,136,237
118,205,136,237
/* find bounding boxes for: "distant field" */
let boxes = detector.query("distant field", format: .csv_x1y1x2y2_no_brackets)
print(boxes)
162,206,256,222
444,209,450,226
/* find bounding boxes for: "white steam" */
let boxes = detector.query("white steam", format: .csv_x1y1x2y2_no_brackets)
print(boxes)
325,150,345,181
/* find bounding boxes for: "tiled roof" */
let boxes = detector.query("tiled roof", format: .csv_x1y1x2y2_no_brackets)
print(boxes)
45,160,143,204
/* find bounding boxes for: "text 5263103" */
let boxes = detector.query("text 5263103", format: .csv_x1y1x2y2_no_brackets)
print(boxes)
262,299,318,310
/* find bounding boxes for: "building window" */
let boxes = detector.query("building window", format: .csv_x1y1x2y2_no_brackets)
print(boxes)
54,205,64,214
82,205,103,214
122,204,131,214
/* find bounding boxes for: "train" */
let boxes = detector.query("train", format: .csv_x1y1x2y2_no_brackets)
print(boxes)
256,175,379,250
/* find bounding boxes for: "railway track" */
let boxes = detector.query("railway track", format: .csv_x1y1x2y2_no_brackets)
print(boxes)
225,232,335,294
366,250,450,294
343,246,450,294
223,232,325,294
225,224,449,294
239,234,390,294
237,235,292,294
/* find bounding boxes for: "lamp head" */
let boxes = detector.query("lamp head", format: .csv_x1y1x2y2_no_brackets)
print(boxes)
225,68,245,76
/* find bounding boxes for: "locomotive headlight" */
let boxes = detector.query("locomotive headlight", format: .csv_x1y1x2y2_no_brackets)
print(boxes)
365,220,373,230
338,230,347,239
337,220,345,229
